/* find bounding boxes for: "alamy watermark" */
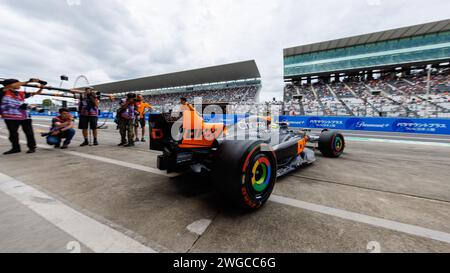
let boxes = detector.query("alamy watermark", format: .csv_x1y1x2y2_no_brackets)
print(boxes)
163,98,283,148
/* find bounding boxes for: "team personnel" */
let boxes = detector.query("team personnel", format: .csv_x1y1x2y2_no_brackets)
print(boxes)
117,93,137,147
45,108,76,149
134,95,153,142
180,97,195,112
0,78,44,155
78,87,99,146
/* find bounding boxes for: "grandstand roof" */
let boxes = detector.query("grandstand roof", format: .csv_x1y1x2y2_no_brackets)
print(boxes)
284,19,450,57
92,60,260,94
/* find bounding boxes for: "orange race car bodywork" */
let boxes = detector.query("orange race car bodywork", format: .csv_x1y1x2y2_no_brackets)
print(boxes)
177,110,307,155
149,109,345,210
149,109,318,172
178,110,227,149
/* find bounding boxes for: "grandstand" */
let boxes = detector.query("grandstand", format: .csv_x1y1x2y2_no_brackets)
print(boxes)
283,19,450,118
93,60,261,112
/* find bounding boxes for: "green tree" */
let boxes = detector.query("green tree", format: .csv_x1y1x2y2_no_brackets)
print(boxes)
42,99,53,108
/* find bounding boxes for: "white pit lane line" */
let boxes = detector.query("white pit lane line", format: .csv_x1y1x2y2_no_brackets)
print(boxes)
0,172,157,253
32,123,50,127
1,135,450,246
0,135,177,178
346,137,450,148
343,133,450,142
270,195,450,245
64,151,176,178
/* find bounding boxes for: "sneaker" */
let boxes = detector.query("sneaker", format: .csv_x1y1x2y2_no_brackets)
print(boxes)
54,144,61,148
135,138,140,142
93,140,99,146
61,144,69,150
118,142,126,146
141,138,146,142
80,140,89,147
26,149,36,154
3,149,21,155
124,143,135,147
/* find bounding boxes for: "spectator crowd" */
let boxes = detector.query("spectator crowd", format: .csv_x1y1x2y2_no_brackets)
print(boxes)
284,68,450,118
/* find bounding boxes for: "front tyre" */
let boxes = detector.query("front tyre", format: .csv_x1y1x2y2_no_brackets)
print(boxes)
212,141,277,211
319,131,345,158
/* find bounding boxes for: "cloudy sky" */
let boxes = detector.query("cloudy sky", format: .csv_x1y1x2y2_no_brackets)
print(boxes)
1,0,450,101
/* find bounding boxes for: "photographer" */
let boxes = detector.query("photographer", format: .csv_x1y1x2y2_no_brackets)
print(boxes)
44,108,76,149
78,87,100,146
134,95,153,142
117,93,137,147
0,78,44,155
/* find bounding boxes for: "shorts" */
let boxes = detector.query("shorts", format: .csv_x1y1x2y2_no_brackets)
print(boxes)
78,116,98,130
134,117,146,128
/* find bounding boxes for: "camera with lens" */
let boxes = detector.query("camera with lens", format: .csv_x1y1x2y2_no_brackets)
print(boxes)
19,103,29,111
127,93,137,102
127,93,137,99
87,91,102,100
29,79,48,86
19,103,45,113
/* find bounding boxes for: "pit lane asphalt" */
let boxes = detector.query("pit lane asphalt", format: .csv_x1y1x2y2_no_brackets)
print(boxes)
0,119,450,253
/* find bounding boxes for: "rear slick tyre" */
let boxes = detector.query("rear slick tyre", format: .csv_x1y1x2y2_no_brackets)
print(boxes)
212,141,277,211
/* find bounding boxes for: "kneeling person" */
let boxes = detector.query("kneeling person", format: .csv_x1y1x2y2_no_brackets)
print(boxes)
46,108,76,149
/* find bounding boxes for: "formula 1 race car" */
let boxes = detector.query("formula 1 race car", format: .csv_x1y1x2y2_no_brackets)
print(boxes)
149,109,345,211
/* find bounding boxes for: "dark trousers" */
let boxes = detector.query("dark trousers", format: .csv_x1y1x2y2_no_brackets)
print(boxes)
4,119,37,151
47,129,76,146
58,129,76,145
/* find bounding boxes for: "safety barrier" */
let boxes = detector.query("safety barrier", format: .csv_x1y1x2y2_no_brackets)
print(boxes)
30,113,450,135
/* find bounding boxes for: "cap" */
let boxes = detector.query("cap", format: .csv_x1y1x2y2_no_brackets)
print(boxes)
0,79,19,87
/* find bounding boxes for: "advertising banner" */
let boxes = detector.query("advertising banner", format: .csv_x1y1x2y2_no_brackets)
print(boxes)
31,113,450,135
279,116,450,135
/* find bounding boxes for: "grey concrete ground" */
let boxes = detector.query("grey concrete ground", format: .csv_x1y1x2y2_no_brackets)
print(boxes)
0,191,91,253
0,118,449,253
